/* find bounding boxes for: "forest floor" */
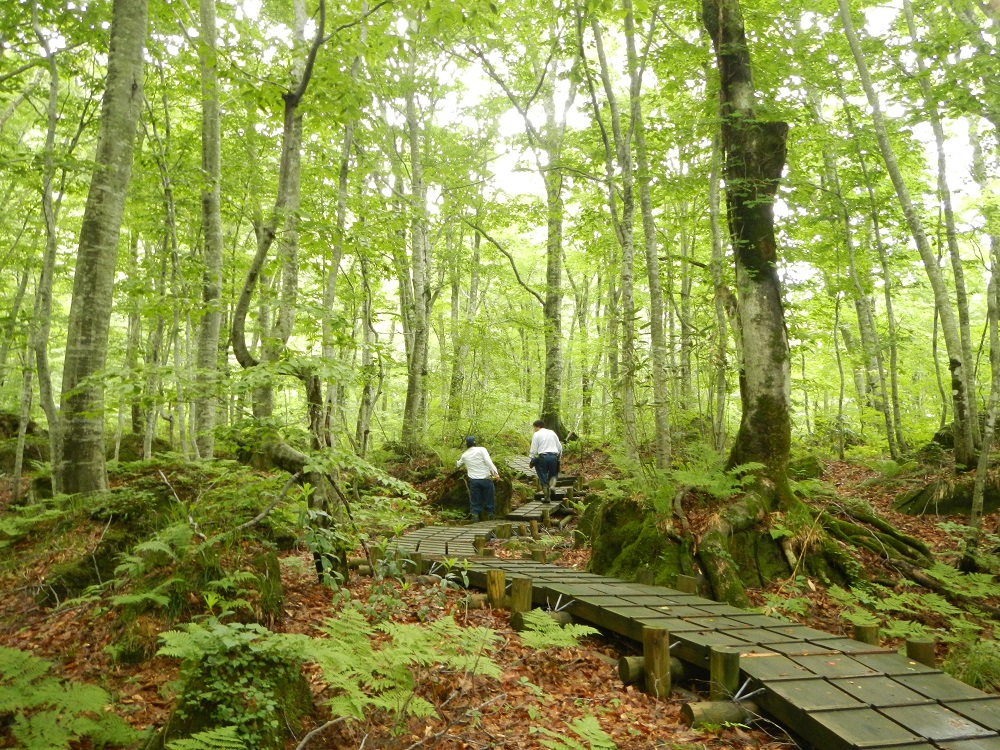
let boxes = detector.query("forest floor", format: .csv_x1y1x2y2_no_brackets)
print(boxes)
0,454,997,750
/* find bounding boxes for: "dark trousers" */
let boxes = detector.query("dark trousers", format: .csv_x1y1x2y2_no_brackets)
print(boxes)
534,453,559,491
468,478,496,516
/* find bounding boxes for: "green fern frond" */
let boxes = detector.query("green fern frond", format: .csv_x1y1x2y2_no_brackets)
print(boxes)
0,646,137,749
517,610,599,650
165,725,247,750
535,714,616,750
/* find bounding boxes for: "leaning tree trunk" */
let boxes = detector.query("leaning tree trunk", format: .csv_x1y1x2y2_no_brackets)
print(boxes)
838,0,976,468
57,0,147,494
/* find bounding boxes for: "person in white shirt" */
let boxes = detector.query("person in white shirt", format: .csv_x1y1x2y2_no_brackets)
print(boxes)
456,436,500,520
528,420,562,502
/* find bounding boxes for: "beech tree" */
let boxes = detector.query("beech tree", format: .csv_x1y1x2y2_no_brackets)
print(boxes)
57,0,148,494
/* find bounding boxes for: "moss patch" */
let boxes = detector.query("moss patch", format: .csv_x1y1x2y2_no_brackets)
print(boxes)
588,495,691,586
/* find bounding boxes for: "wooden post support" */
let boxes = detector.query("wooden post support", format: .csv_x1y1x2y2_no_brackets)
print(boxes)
618,655,686,686
675,574,699,594
347,557,367,569
531,549,547,563
530,520,540,539
486,569,506,608
906,637,936,668
709,646,741,701
357,564,373,577
370,547,384,565
558,515,573,530
473,535,486,555
681,701,759,729
517,523,528,537
496,522,512,539
465,593,487,609
642,627,671,699
852,622,880,646
409,552,424,575
541,508,551,527
510,577,533,615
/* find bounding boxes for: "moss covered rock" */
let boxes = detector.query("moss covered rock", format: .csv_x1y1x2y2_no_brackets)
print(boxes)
109,433,172,462
893,476,1000,515
788,453,824,480
0,435,49,474
587,495,694,587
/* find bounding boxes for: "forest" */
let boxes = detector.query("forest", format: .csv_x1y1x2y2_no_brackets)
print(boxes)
1,0,999,747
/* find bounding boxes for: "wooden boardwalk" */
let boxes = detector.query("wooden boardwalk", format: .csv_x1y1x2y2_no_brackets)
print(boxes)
394,517,1000,750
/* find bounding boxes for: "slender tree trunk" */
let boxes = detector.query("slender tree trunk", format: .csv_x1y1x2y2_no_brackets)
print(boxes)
626,0,670,467
584,13,637,460
709,136,731,453
400,77,431,448
58,0,148,494
322,4,365,447
838,0,975,467
808,87,896,458
834,296,847,460
0,269,29,389
903,0,978,448
193,0,224,458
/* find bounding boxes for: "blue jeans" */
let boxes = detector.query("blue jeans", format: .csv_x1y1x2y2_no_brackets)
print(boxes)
534,453,559,491
468,478,496,517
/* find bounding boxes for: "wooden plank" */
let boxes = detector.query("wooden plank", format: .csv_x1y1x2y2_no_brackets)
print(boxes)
791,654,881,679
828,676,934,708
879,704,995,743
805,707,921,750
944,699,1000,731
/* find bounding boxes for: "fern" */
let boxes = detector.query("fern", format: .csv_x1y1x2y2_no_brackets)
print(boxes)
312,608,500,727
671,459,765,500
517,609,599,650
0,646,137,749
166,726,246,750
534,714,616,750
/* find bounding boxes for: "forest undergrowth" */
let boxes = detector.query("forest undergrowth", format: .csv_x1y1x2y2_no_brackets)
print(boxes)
0,451,997,750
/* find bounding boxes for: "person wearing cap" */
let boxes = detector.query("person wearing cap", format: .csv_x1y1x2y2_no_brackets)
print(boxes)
456,436,500,521
528,419,562,502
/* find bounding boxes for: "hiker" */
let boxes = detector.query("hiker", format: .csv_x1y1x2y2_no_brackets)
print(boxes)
528,419,561,502
456,436,500,520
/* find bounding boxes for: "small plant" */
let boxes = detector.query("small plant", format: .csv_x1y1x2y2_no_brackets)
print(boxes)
517,609,599,650
0,646,138,749
531,714,616,749
157,619,311,749
166,726,246,750
944,638,1000,692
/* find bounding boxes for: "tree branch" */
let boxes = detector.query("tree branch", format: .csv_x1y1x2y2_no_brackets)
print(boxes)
459,218,545,306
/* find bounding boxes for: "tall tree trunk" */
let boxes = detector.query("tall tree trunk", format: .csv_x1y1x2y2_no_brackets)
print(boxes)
193,0,224,458
322,2,365,447
57,0,148,494
400,74,431,448
807,87,896,458
837,0,975,467
626,0,671,468
583,12,638,460
709,134,730,453
903,0,978,448
703,0,791,480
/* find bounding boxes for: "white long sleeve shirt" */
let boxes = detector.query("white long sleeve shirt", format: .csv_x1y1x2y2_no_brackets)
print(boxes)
456,446,499,479
529,428,562,458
